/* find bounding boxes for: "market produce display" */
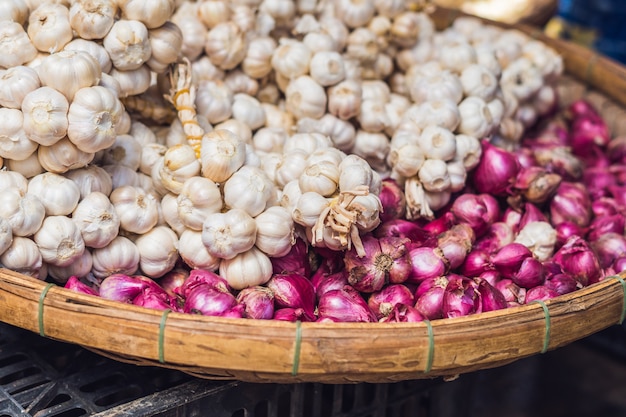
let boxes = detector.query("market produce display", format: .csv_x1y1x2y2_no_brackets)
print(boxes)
0,0,621,325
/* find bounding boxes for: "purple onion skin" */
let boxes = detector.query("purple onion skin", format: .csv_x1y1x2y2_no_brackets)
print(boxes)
474,222,514,255
379,178,407,222
471,140,521,196
525,286,560,303
271,238,311,276
273,307,314,322
555,221,585,249
590,232,626,269
553,235,603,286
450,193,500,238
99,274,159,303
587,215,626,243
479,270,501,287
545,273,579,295
379,236,413,284
474,278,508,312
437,224,474,269
406,246,448,284
442,275,481,318
317,286,377,323
495,278,526,305
491,243,533,279
375,219,437,247
133,287,177,311
177,269,230,298
236,286,275,320
511,257,546,289
158,269,189,297
550,182,592,228
344,235,388,292
613,256,626,274
583,167,616,199
267,273,316,319
312,269,350,299
183,284,237,316
380,304,425,323
415,283,446,320
221,304,245,318
592,197,620,218
367,284,415,320
423,212,456,235
460,249,495,278
65,276,99,296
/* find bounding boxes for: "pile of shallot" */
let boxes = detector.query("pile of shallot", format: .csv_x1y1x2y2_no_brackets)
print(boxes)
64,97,626,322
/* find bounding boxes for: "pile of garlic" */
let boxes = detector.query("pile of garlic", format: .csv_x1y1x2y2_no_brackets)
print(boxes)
0,0,565,292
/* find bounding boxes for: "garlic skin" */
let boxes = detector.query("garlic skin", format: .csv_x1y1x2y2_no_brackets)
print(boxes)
231,93,266,131
292,191,330,228
109,65,152,97
200,129,247,184
134,225,178,278
197,0,230,29
110,185,160,235
72,191,121,249
204,21,248,70
254,205,295,257
0,0,29,24
37,50,102,101
28,172,81,216
147,21,183,72
140,143,167,176
159,144,201,195
0,236,44,279
285,75,328,121
388,142,424,178
408,70,464,105
37,136,95,173
417,125,457,161
63,165,113,198
91,235,140,279
515,221,557,262
5,152,44,179
195,80,233,125
219,246,273,290
242,36,277,79
327,79,362,120
28,3,73,53
201,208,257,260
334,0,375,28
176,176,223,231
0,187,45,237
103,19,152,71
223,165,276,217
457,96,495,138
0,66,41,109
0,171,28,194
178,228,221,271
48,249,93,283
418,159,451,193
0,217,13,256
33,215,85,267
299,159,340,197
69,0,117,40
67,86,125,153
21,86,69,146
0,22,38,69
454,134,482,170
0,108,38,161
98,134,142,171
120,0,175,29
460,64,499,101
272,39,312,79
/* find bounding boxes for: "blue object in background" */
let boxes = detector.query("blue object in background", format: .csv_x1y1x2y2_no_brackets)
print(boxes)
549,0,626,64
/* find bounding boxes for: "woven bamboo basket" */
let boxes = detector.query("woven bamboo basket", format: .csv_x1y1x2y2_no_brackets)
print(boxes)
0,7,626,384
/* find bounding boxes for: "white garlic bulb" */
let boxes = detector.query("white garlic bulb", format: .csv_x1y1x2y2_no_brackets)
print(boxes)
0,217,13,257
159,143,201,195
457,96,495,138
147,21,183,71
298,159,340,197
327,79,362,120
64,165,113,198
38,50,102,101
47,249,93,284
219,246,273,290
0,108,38,161
0,65,41,109
178,228,221,271
285,75,327,120
28,3,73,53
21,86,69,146
201,208,257,260
72,191,121,249
0,22,38,69
110,185,160,235
242,36,277,79
223,165,276,217
292,191,330,228
172,2,207,61
200,129,247,184
0,187,45,237
0,0,28,25
0,236,44,279
271,38,312,79
134,225,178,278
231,93,266,131
67,85,125,153
204,21,247,70
5,151,44,179
28,172,81,216
176,176,223,231
0,170,28,194
140,143,167,176
103,19,152,71
120,0,176,29
69,0,117,40
254,205,295,257
33,215,85,267
37,136,95,173
108,65,152,97
98,134,142,171
91,235,140,278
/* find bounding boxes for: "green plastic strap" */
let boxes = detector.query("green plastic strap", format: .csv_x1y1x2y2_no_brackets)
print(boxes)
158,309,172,364
291,320,302,376
424,320,434,374
532,300,551,354
614,276,626,325
38,283,55,337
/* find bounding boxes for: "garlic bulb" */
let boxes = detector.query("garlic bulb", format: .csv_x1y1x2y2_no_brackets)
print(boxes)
28,172,80,216
178,228,221,271
176,176,223,231
417,125,457,161
197,0,230,29
0,236,44,279
195,80,233,125
285,75,327,120
350,130,390,173
327,79,362,120
460,64,499,101
272,39,312,79
172,2,207,61
37,50,102,101
64,39,112,73
418,159,451,193
224,69,259,96
110,185,160,235
292,191,330,228
104,163,141,189
457,96,495,138
242,36,277,79
134,225,178,278
103,19,152,71
47,249,93,283
0,108,38,161
408,70,464,105
200,129,247,184
98,134,142,171
5,151,44,179
201,208,257,259
147,21,183,72
223,165,276,217
388,142,424,178
0,22,38,69
37,136,95,173
28,3,73,53
453,134,482,170
204,21,247,70
0,187,45,236
231,93,266,130
159,143,201,194
140,143,167,176
334,0,375,28
500,57,543,102
91,235,140,278
21,86,69,146
0,0,28,24
64,165,113,198
0,217,13,256
120,0,176,29
108,65,152,97
254,205,295,257
515,221,557,262
68,0,117,40
0,66,41,109
218,246,273,290
67,86,125,153
0,171,28,194
298,159,340,197
72,191,121,249
33,215,85,267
